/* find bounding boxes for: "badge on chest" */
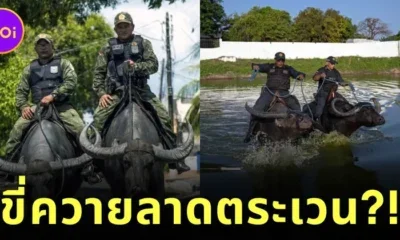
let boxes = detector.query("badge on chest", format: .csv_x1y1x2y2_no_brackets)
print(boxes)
131,41,139,54
50,66,59,74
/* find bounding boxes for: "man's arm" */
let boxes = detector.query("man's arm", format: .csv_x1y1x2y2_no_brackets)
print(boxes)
288,66,306,80
251,63,270,73
92,46,108,98
15,66,31,112
51,59,77,100
313,67,325,81
134,39,158,76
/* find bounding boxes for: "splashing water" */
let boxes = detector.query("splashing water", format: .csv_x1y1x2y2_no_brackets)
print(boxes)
242,130,354,171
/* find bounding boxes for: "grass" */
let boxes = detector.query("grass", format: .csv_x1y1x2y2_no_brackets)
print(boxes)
201,57,400,79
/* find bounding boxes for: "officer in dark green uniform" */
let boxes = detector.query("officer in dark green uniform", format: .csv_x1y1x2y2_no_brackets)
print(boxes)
312,56,349,123
0,34,99,184
92,12,190,173
244,52,306,143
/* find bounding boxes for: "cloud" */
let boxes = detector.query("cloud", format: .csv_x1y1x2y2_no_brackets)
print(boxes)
100,0,200,99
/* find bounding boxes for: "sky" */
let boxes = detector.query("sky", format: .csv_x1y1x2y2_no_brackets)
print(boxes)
222,0,400,34
99,0,200,101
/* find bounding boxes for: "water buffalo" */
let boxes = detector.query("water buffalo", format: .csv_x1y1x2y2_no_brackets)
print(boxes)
245,99,314,142
79,99,194,199
0,105,100,202
303,96,385,137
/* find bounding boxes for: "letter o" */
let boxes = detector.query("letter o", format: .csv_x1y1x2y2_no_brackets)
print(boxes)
0,27,11,38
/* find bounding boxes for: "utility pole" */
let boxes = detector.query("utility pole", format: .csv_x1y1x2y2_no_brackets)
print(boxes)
165,12,174,130
159,58,165,100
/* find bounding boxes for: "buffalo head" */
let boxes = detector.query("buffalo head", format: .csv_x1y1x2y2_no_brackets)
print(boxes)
330,98,385,127
245,102,313,130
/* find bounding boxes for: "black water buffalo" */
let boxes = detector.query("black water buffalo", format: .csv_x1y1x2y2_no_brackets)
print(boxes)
245,99,314,142
0,105,100,201
79,99,194,199
303,95,385,137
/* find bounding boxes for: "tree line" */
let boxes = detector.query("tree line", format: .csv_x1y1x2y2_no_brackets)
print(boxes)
200,0,398,42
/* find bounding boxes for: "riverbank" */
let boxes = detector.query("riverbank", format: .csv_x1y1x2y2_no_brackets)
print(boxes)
201,57,400,80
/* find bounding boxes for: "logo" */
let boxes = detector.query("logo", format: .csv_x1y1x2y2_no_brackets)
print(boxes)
0,8,25,54
119,14,126,20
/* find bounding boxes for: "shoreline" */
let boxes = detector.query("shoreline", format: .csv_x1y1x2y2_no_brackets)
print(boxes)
200,57,400,80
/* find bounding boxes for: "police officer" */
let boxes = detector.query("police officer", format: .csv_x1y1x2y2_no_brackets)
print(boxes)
244,52,306,143
0,34,98,184
312,56,349,123
92,12,190,174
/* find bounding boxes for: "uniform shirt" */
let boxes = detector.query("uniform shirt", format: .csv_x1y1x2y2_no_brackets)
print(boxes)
15,57,77,111
313,66,344,91
254,63,304,79
92,35,158,98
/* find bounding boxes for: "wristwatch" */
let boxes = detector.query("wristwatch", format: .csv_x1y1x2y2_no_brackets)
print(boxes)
51,93,57,100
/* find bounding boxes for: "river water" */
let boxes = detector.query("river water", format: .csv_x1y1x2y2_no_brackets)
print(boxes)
200,75,400,199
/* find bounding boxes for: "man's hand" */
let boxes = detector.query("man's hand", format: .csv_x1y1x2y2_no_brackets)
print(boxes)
320,72,326,78
40,95,54,106
297,74,305,80
127,60,135,69
252,64,260,71
21,106,34,120
99,94,113,108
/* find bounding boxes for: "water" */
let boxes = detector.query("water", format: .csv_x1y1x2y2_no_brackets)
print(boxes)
200,76,400,198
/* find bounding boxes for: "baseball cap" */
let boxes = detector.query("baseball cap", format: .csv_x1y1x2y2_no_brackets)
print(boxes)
274,52,285,61
114,12,134,25
326,56,338,64
35,33,53,45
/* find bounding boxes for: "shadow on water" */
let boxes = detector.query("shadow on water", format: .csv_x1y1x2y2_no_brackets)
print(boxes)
201,75,400,199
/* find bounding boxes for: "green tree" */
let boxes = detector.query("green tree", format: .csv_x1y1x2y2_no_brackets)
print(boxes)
293,7,356,42
293,7,325,42
0,0,124,28
322,9,356,42
224,7,292,41
200,0,226,35
381,31,400,41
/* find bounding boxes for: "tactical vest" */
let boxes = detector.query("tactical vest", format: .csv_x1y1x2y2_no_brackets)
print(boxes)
28,56,64,104
318,67,341,91
106,35,147,91
266,65,291,90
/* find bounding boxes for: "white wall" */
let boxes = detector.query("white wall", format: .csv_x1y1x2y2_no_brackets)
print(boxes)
200,39,400,60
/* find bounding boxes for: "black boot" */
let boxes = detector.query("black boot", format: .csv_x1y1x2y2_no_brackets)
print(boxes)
244,120,256,143
176,161,191,174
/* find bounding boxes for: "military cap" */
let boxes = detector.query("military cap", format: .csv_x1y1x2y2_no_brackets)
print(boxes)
34,33,54,45
274,52,285,61
114,12,134,25
326,56,338,64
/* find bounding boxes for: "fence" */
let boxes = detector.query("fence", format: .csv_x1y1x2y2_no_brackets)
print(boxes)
200,39,400,60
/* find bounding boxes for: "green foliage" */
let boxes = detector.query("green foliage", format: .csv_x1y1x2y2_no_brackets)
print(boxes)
200,0,226,35
224,7,292,42
200,57,400,80
0,14,113,154
0,55,31,155
141,0,185,9
222,6,359,42
293,8,356,42
381,31,400,41
0,0,125,28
